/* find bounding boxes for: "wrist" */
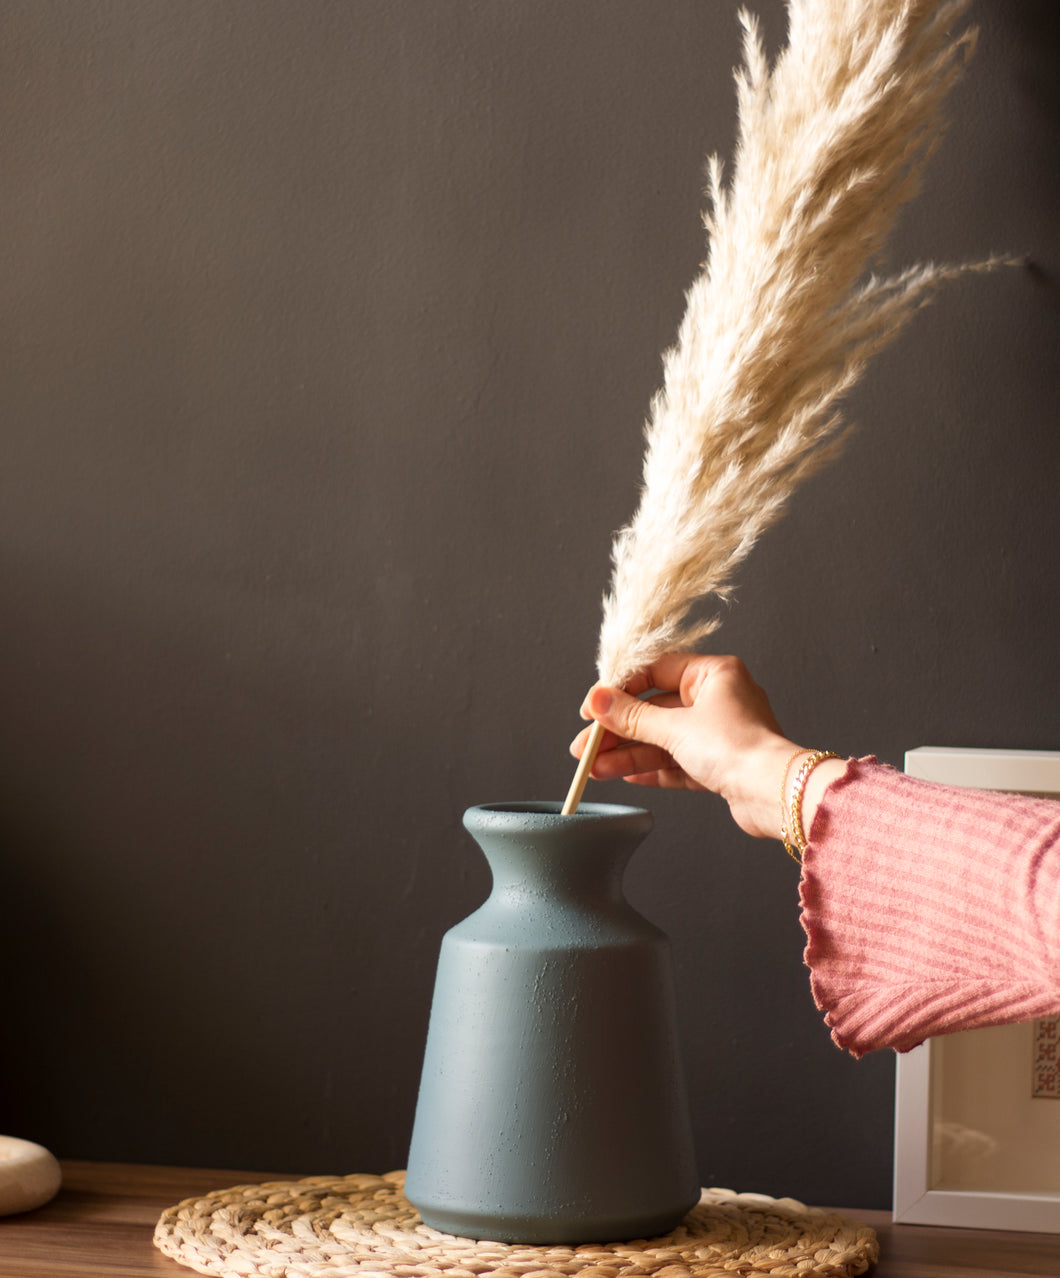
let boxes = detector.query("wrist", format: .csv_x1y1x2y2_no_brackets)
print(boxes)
722,739,847,846
782,751,847,858
721,734,803,840
799,755,847,841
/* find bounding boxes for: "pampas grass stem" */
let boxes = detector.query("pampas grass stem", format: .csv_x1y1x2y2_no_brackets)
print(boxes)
562,720,606,815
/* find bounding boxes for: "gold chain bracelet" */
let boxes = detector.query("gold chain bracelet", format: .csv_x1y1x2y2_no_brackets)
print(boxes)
783,750,841,864
779,748,808,863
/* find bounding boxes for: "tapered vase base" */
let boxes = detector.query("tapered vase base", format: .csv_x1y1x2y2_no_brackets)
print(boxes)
416,1198,699,1245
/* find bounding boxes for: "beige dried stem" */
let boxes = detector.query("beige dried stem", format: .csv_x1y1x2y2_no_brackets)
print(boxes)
563,0,1002,814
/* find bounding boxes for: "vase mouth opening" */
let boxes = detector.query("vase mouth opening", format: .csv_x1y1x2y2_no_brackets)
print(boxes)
469,801,650,821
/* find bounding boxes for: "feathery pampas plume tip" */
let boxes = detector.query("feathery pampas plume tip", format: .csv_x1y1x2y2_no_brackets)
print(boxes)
593,0,1003,692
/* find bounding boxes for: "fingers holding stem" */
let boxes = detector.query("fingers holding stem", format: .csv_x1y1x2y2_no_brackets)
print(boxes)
568,684,691,792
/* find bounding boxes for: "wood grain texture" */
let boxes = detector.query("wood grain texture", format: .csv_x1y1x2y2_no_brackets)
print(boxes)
0,1161,300,1277
0,1163,1056,1277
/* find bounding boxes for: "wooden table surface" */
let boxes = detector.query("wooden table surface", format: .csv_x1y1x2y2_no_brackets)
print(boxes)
1,1160,1059,1277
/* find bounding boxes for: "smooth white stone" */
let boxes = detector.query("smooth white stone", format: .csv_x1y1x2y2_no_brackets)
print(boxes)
0,1135,62,1216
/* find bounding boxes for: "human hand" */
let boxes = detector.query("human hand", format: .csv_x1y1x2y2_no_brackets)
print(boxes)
569,653,825,841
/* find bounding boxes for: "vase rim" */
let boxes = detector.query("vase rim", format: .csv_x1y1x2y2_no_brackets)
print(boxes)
466,800,650,823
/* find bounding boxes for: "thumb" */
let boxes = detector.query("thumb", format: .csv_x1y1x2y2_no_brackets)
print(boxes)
586,685,673,753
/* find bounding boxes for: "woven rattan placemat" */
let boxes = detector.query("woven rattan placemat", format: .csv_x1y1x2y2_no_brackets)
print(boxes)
154,1170,878,1278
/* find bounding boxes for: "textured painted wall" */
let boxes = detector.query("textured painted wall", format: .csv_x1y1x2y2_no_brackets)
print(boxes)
0,1,1056,1209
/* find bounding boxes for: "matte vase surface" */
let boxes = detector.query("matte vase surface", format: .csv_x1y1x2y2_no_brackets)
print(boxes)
405,801,699,1244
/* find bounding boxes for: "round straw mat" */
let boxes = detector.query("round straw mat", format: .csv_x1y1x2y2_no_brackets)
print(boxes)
154,1170,878,1278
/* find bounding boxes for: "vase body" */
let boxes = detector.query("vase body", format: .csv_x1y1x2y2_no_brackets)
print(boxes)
405,801,698,1244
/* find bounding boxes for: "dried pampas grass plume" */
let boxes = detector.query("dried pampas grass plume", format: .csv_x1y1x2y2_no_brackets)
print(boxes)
564,0,1004,812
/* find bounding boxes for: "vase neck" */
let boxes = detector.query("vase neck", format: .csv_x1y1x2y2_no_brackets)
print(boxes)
462,802,652,908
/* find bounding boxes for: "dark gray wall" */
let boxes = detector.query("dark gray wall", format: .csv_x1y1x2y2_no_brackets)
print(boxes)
1,1,1056,1211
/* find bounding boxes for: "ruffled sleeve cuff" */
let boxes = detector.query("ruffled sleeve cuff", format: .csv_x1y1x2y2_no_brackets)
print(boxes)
799,757,1060,1057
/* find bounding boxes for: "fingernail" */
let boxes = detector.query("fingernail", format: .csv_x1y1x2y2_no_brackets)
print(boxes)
590,688,614,716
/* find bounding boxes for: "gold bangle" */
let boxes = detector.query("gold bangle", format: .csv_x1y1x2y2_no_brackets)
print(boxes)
779,748,809,864
789,751,842,860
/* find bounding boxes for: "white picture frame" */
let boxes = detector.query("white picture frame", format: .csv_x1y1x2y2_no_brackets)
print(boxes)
892,746,1060,1232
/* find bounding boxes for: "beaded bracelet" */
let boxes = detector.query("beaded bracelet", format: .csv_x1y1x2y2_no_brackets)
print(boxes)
783,750,841,864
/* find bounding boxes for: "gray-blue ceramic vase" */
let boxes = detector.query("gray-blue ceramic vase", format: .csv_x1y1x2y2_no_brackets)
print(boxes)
405,801,699,1244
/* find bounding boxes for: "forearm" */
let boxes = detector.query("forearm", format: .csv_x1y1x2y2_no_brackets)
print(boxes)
801,758,1060,1055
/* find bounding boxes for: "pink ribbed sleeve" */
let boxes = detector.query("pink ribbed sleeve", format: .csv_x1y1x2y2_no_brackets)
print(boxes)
799,757,1060,1057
